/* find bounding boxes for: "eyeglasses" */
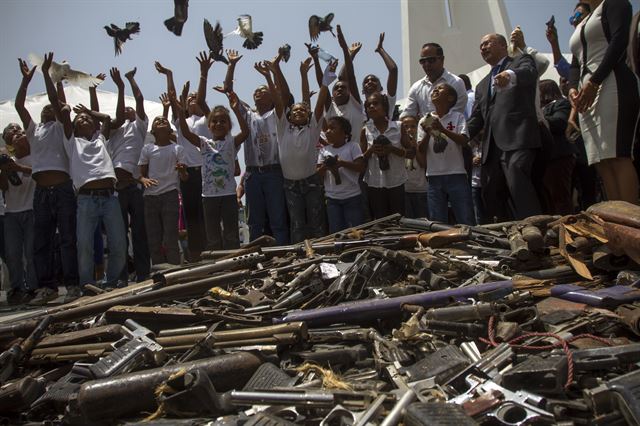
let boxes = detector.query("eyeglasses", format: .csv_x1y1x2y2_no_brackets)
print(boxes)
419,56,442,64
569,11,584,26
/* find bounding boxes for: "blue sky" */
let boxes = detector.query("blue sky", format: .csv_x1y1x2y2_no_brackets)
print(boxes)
1,0,638,108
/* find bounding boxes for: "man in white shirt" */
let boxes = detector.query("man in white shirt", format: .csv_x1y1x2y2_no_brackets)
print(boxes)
401,43,468,119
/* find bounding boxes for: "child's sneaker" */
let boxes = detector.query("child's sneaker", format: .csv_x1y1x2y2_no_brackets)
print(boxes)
28,287,59,306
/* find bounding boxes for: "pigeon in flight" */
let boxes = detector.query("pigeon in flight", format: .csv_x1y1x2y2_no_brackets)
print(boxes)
279,44,291,63
165,0,189,36
226,15,263,50
204,20,228,64
104,22,140,56
308,13,335,42
28,53,103,88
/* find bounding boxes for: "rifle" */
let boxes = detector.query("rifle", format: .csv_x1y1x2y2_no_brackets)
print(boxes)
0,315,51,384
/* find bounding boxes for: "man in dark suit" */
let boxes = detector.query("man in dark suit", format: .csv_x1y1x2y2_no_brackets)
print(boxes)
468,33,542,221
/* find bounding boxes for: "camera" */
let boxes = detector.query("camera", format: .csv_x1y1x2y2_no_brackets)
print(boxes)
323,155,342,185
0,154,22,186
373,135,391,171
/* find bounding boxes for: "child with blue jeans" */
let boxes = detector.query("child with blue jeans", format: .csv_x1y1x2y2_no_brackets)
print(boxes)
417,83,475,225
318,116,366,233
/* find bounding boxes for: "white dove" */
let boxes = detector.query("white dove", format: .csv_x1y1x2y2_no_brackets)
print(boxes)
225,15,263,50
28,53,103,88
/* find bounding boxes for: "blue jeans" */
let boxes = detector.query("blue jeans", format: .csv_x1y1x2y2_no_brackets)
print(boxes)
326,194,365,233
118,184,150,281
77,194,127,287
283,174,325,243
427,174,476,225
245,168,289,245
4,210,37,291
33,180,78,289
405,192,429,219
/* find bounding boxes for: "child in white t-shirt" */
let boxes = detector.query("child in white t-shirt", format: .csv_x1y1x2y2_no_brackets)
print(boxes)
138,115,187,265
317,116,365,233
171,90,248,250
418,83,475,225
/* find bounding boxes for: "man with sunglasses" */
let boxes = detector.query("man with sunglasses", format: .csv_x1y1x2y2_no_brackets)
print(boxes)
546,2,592,79
401,43,467,119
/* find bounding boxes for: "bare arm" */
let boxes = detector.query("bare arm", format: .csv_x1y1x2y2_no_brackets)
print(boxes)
155,61,178,118
89,73,106,112
169,91,200,147
314,60,338,122
227,91,249,147
74,104,112,139
376,33,398,97
337,25,361,104
15,58,35,129
196,51,213,115
125,68,146,120
300,58,313,106
271,53,292,107
220,49,243,93
305,43,324,88
159,93,171,119
339,156,366,174
41,52,72,138
110,67,126,129
258,61,283,117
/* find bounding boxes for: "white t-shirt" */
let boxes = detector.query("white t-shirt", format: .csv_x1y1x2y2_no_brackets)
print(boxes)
326,95,366,143
417,110,468,177
199,134,238,198
405,158,428,193
241,105,280,167
107,115,148,178
318,142,363,200
276,113,323,181
138,143,185,196
26,120,69,175
362,120,407,189
174,115,210,167
400,70,467,119
64,133,116,190
4,155,36,213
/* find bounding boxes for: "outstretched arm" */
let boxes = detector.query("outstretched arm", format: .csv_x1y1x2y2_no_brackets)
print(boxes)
300,58,313,106
337,25,361,104
41,53,72,138
155,61,178,118
258,61,283,117
110,67,126,129
169,91,200,147
89,73,106,112
125,68,146,120
375,33,398,98
227,91,249,147
304,43,324,88
159,93,171,119
314,60,338,122
271,52,292,107
196,51,214,115
15,58,35,129
220,49,243,93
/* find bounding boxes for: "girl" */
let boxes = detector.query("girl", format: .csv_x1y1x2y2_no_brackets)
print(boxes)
255,57,334,243
360,92,411,219
318,116,366,233
138,115,187,265
171,90,248,250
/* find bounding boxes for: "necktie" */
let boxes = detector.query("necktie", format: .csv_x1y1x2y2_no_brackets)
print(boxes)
489,64,501,98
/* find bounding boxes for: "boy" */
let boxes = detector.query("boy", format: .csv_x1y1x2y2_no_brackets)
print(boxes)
418,83,475,225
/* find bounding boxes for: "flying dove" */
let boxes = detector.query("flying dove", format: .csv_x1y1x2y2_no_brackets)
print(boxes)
308,13,335,42
104,22,140,56
28,53,103,88
204,19,229,64
226,15,263,50
165,0,189,36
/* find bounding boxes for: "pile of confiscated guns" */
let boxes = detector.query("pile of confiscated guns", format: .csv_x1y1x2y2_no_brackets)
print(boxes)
1,200,639,425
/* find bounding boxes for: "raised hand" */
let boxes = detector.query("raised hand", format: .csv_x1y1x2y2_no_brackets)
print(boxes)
226,91,240,110
226,49,243,65
510,26,525,50
300,57,313,74
212,85,228,95
110,67,124,88
180,81,190,104
375,33,385,53
254,61,270,77
197,51,214,73
18,58,36,82
73,103,91,115
336,25,347,50
159,93,170,108
124,67,137,80
305,42,319,58
41,52,54,74
155,61,172,75
328,58,339,73
350,42,362,58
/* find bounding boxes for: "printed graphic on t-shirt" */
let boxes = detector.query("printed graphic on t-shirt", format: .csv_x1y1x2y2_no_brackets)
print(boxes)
432,121,456,154
203,151,231,191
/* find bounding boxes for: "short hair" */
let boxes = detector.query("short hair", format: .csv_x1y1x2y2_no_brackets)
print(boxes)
575,2,591,12
439,83,458,108
2,123,20,143
539,79,563,102
327,116,352,142
458,74,472,91
421,42,444,56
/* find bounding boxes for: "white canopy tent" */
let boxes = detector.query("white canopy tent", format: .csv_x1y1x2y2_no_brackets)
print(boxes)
0,85,166,144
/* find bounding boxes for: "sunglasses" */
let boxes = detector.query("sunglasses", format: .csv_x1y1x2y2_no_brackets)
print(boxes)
569,11,584,26
419,56,442,64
